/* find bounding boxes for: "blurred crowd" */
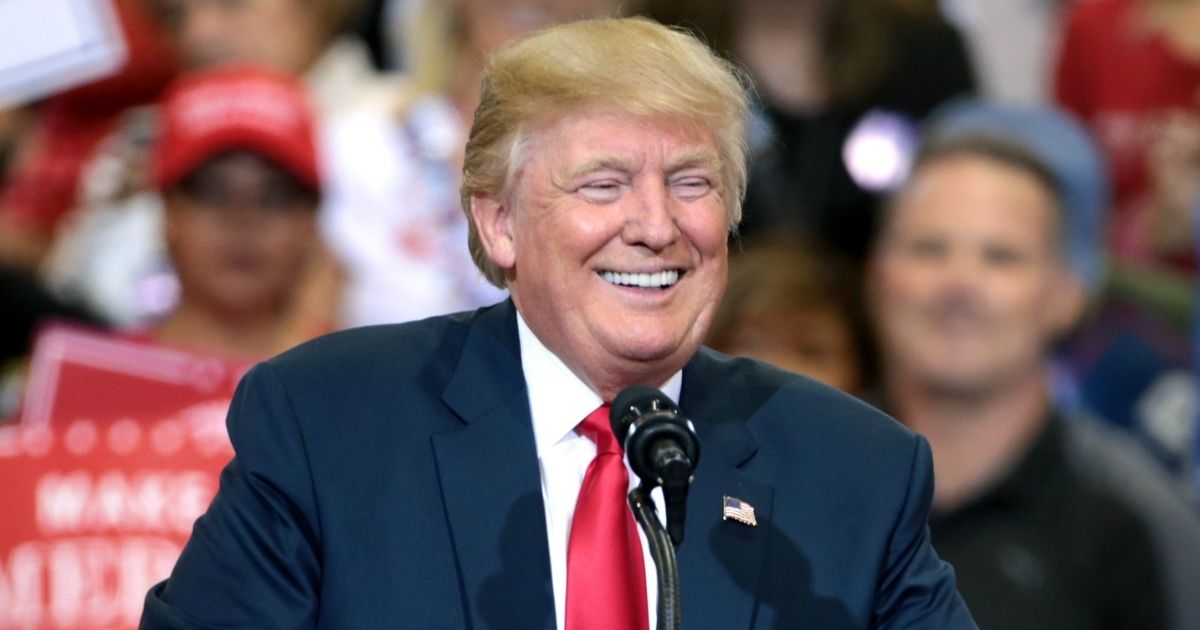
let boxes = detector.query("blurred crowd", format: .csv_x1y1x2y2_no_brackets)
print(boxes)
2,0,1200,627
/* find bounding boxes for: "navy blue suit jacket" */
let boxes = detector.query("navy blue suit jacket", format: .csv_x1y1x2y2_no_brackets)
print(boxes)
141,300,975,628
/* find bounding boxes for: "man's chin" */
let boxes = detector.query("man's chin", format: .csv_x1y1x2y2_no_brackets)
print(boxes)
606,336,694,371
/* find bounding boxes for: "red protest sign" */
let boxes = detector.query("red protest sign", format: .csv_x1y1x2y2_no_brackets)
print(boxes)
0,326,248,629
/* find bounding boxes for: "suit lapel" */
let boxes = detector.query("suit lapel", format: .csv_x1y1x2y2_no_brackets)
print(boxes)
431,307,773,630
678,350,775,630
432,302,556,630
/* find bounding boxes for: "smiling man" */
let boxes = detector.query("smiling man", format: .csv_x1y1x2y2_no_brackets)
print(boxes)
141,17,975,630
470,110,729,401
868,127,1200,629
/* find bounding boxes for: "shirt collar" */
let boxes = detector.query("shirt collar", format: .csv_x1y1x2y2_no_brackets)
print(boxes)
516,311,682,456
931,412,1065,523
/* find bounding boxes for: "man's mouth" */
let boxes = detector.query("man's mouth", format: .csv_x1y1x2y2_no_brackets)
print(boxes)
599,269,682,289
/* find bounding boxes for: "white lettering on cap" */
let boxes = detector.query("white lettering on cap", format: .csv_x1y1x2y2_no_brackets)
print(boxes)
174,80,304,139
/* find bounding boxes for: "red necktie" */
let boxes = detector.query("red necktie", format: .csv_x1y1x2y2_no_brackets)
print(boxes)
565,405,649,630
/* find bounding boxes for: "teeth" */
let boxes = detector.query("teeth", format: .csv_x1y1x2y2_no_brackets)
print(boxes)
601,270,680,288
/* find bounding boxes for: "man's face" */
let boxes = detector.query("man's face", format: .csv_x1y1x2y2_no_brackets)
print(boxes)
869,154,1080,397
159,0,326,73
474,109,730,396
165,151,317,318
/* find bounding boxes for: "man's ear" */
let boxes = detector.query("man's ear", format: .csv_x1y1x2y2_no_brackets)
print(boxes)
470,192,516,270
1048,267,1087,336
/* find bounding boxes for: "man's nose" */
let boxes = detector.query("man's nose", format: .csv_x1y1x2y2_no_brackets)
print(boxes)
933,249,987,294
622,181,680,251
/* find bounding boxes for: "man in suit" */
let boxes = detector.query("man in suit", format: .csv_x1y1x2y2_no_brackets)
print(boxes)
141,17,975,629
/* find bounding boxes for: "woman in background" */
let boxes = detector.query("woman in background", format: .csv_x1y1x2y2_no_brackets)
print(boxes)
706,240,876,396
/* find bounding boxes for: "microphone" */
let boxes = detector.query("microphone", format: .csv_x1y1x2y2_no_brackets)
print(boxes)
610,386,700,546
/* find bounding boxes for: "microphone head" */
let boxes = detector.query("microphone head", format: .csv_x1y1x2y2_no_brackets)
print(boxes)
610,385,680,444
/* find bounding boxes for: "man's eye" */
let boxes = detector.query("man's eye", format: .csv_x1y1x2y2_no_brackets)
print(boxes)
579,181,623,202
671,177,711,199
984,246,1025,266
906,239,945,258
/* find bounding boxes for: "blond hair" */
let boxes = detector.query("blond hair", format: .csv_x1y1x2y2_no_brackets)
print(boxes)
460,17,751,287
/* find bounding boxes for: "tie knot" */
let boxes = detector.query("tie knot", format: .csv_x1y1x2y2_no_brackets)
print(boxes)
577,404,620,455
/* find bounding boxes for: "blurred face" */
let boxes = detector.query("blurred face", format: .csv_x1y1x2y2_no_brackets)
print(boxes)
458,0,619,55
1146,0,1200,60
159,0,327,73
472,109,730,397
165,151,317,319
722,307,862,393
869,154,1081,398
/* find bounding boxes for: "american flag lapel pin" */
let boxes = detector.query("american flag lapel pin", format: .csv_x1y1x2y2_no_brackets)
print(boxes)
722,495,757,527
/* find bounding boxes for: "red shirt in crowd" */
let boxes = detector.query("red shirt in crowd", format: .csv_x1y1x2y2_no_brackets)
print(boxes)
1055,0,1200,264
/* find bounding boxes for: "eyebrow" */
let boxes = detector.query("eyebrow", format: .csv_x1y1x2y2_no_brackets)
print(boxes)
666,148,721,174
565,156,640,181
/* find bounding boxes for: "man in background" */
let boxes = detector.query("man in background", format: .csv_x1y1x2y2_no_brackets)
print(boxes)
868,115,1200,629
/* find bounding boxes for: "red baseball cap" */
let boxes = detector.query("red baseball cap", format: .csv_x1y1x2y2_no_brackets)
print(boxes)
153,65,321,193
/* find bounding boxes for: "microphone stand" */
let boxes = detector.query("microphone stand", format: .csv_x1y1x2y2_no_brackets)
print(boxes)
629,486,683,630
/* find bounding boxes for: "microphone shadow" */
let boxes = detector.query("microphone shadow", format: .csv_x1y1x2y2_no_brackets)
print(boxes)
709,521,858,629
474,490,858,629
477,492,556,630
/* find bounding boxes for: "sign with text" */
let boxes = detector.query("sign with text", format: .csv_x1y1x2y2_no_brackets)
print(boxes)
0,0,126,107
0,327,249,629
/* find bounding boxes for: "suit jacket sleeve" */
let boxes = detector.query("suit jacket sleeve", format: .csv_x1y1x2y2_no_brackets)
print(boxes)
873,435,977,629
140,363,321,629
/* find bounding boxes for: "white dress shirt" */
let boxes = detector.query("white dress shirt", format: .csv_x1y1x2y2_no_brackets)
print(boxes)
517,313,677,630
